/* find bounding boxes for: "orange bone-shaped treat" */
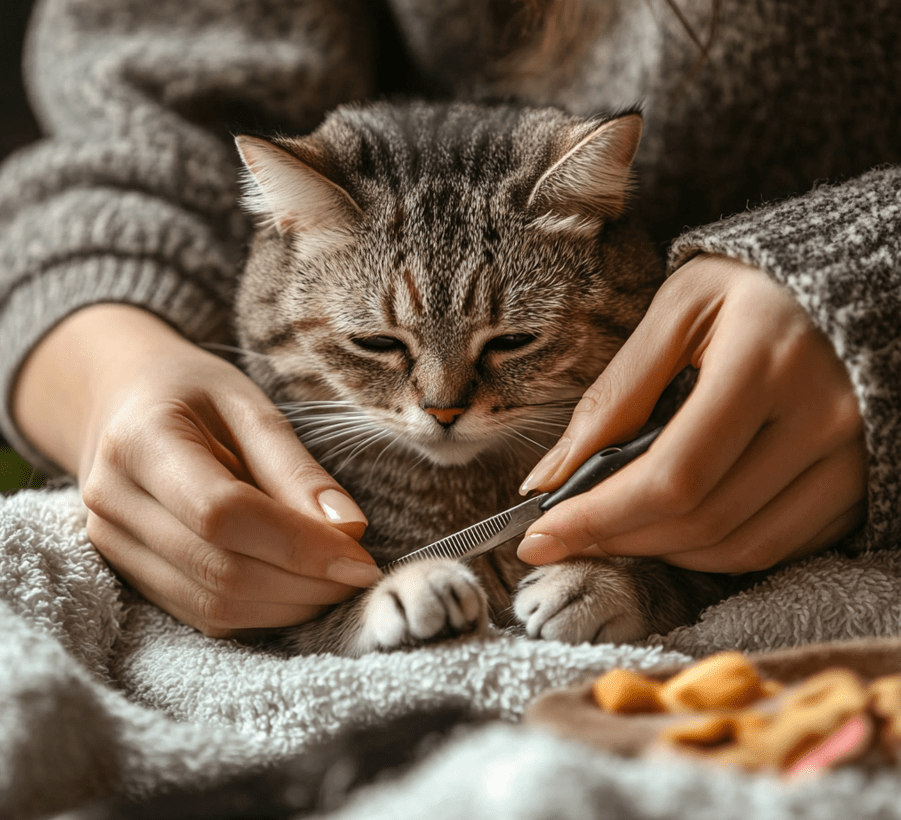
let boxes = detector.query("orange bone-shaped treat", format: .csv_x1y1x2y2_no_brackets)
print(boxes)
658,651,766,712
592,668,664,714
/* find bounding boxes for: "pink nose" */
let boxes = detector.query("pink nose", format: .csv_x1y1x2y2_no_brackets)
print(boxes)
424,407,466,427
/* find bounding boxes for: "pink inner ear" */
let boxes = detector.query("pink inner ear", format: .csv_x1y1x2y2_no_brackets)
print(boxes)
528,113,643,224
236,135,362,236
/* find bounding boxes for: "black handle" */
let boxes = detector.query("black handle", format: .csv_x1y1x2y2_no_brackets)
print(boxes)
538,426,664,512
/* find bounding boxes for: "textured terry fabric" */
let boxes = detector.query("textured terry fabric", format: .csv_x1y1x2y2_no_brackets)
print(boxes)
5,486,901,818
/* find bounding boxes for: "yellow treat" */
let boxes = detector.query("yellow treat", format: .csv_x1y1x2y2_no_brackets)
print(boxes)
868,674,901,745
761,679,784,698
741,669,868,768
592,668,664,714
662,714,737,747
659,652,765,712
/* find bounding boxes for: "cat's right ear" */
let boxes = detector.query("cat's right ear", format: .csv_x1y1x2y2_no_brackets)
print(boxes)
235,136,363,237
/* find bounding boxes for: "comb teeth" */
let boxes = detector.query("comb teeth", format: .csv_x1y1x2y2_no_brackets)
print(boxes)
383,509,513,569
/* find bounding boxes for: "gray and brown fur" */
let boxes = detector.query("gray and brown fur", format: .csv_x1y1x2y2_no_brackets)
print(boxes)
235,101,731,656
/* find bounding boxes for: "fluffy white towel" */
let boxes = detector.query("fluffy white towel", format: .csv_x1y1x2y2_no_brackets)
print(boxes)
2,486,900,819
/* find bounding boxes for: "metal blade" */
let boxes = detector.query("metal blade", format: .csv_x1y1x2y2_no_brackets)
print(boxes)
380,493,547,570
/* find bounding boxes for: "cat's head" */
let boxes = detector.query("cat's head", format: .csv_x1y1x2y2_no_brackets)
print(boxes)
234,102,661,467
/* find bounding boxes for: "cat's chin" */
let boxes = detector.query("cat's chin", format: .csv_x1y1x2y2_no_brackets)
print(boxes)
408,438,492,467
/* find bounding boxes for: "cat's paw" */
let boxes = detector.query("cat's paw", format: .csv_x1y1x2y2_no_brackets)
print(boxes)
354,559,488,653
512,560,649,645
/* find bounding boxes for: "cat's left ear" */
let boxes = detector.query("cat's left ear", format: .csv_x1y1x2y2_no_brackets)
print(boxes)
527,112,642,233
235,135,363,237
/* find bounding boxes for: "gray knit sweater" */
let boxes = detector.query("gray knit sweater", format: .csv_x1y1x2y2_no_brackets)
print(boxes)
1,0,899,554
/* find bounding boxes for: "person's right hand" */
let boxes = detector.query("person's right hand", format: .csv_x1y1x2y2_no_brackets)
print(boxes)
14,305,380,637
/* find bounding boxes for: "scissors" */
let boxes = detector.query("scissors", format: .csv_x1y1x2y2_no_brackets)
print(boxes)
380,426,663,569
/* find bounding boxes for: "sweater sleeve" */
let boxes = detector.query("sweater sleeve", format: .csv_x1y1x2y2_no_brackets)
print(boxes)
668,165,901,553
0,0,377,472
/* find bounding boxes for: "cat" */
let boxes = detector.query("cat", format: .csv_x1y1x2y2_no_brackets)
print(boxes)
233,100,733,657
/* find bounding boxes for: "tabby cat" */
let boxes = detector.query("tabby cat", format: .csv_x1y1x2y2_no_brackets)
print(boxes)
234,101,730,656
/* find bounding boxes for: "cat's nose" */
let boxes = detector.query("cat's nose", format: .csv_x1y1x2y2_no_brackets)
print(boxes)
423,406,466,428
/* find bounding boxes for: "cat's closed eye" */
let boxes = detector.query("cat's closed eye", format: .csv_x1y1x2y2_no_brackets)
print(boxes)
482,333,537,353
351,335,407,353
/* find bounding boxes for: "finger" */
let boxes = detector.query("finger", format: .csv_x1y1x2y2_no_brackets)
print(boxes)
87,511,329,634
519,363,771,562
652,441,868,573
781,501,866,563
89,431,381,587
552,395,861,562
89,478,359,605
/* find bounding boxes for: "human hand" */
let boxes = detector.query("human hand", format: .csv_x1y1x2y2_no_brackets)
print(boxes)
516,254,867,574
15,305,380,636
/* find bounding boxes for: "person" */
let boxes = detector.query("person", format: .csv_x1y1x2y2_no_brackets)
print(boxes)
1,0,898,638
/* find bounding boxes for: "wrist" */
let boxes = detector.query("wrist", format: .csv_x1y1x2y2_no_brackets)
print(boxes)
13,304,196,476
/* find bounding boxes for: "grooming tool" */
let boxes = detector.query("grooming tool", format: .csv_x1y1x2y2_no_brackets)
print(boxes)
380,425,664,570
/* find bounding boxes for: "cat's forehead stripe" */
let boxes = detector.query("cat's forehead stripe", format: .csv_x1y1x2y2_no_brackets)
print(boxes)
402,268,424,315
461,272,479,317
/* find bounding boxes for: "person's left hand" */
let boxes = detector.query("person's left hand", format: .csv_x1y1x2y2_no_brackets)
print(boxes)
516,254,868,574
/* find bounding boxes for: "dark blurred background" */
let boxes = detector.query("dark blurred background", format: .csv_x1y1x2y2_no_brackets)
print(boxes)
1,0,44,491
2,0,40,159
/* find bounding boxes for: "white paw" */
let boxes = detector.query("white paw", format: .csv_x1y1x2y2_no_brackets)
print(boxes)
355,559,488,653
512,561,647,645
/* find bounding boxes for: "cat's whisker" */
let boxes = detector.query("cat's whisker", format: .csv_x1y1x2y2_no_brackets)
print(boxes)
284,410,370,425
295,422,367,443
291,416,373,435
201,342,276,361
301,425,377,451
510,419,570,434
496,424,552,452
367,433,403,475
286,411,371,427
330,430,395,474
520,398,580,410
278,400,359,411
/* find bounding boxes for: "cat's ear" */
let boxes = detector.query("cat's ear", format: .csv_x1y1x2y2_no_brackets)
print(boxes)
527,113,642,233
235,135,363,236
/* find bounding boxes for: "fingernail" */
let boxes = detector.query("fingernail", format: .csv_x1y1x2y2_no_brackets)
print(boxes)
326,556,382,587
517,533,570,565
318,489,368,535
519,437,572,495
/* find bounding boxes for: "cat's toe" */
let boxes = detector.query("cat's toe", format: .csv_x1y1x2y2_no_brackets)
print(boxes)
356,560,488,652
513,562,648,645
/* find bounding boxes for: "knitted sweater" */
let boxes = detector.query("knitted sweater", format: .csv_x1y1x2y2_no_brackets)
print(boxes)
1,0,899,554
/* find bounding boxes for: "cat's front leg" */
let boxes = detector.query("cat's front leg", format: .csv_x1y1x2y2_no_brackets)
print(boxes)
355,559,489,654
513,558,650,645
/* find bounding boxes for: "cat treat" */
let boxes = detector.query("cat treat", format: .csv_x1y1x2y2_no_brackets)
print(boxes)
588,652,901,775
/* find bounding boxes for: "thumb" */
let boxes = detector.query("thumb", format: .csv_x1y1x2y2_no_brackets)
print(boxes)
519,289,697,494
